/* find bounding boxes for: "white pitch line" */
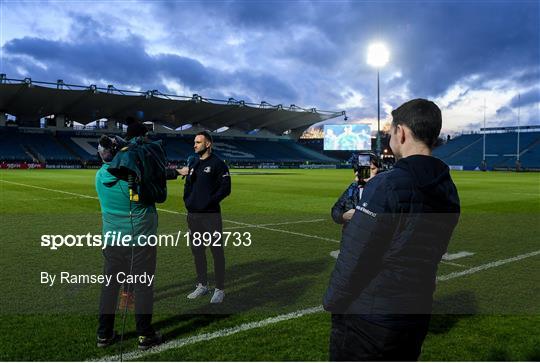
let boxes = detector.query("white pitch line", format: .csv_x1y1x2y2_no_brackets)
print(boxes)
436,250,540,281
92,306,325,362
442,251,474,261
0,180,339,243
94,248,540,362
223,218,326,230
440,261,466,267
0,180,97,199
19,196,87,201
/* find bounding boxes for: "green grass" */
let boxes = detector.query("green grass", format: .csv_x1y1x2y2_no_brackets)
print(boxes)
0,169,539,361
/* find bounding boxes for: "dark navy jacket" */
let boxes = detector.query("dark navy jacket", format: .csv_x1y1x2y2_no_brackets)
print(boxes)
331,181,362,227
184,154,231,213
323,155,460,325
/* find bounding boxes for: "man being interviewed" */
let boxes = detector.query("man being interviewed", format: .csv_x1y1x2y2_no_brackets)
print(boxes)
179,131,231,304
324,99,460,361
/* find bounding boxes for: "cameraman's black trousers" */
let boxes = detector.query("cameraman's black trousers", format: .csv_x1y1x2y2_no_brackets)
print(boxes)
97,245,156,338
187,213,225,290
329,314,429,361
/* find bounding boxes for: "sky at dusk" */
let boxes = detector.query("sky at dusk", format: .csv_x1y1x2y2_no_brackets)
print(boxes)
1,0,538,135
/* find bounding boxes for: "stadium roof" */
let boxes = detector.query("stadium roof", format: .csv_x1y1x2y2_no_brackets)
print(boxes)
0,76,344,135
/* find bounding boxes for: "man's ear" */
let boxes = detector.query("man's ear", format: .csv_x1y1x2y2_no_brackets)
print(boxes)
397,124,406,145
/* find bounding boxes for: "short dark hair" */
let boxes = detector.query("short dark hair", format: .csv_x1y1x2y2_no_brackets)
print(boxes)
126,121,148,140
196,130,213,143
391,98,442,148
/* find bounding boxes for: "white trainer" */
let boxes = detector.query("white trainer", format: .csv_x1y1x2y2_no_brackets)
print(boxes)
210,288,225,304
187,283,209,299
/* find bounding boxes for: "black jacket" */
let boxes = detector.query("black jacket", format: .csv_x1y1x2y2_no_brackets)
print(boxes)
184,154,231,213
331,182,362,226
323,155,460,323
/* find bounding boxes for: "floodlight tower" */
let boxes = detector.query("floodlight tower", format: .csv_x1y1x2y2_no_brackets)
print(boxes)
367,42,389,156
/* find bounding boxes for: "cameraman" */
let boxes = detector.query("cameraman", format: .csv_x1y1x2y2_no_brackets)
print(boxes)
95,122,162,351
331,154,379,228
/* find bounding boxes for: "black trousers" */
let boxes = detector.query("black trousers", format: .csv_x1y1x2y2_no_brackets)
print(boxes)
187,212,225,290
329,314,429,361
97,245,156,338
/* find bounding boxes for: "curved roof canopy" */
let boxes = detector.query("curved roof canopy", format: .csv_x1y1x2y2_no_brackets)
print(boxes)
0,77,344,135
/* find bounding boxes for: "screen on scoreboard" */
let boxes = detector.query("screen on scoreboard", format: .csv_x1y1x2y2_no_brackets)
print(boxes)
323,124,371,151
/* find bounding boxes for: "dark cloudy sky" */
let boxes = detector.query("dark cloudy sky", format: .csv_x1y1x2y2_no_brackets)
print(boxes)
1,0,538,134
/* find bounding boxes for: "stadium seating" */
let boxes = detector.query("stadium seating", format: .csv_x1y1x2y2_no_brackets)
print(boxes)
0,127,336,165
19,132,78,162
0,128,32,162
56,132,103,162
0,128,77,163
2,126,537,168
433,132,540,169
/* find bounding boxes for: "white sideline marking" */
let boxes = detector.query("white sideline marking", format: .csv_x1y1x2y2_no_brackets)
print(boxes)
440,261,466,267
437,250,540,281
223,218,326,230
94,249,540,361
19,196,86,201
0,180,338,243
0,180,97,199
442,251,474,261
92,306,324,362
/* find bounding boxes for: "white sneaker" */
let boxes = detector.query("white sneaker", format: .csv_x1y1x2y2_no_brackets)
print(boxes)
210,288,225,304
187,283,209,299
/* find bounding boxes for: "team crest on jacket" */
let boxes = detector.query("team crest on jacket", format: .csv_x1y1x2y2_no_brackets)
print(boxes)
204,166,211,173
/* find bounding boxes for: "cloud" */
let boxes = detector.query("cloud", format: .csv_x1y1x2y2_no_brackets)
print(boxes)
1,0,539,132
509,88,540,108
2,21,297,104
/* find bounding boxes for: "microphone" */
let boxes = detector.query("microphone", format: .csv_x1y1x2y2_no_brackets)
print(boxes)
182,154,198,179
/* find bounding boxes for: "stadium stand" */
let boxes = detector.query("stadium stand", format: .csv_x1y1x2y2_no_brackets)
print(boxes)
19,132,78,163
0,128,32,162
433,131,540,170
1,78,538,171
2,126,538,170
0,128,77,163
0,127,336,166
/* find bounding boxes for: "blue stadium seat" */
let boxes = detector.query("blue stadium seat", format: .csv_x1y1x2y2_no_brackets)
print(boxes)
434,132,540,169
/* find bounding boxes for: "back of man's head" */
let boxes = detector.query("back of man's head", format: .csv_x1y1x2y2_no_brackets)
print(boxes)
126,121,148,140
391,99,441,149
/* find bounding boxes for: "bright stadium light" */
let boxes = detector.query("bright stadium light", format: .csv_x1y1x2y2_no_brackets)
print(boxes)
367,42,389,68
367,42,390,156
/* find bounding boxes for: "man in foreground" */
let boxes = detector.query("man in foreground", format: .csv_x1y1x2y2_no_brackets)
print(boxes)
179,131,231,303
324,99,460,361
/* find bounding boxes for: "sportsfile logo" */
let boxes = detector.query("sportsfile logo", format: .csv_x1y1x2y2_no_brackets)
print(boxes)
357,204,377,218
40,231,253,250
